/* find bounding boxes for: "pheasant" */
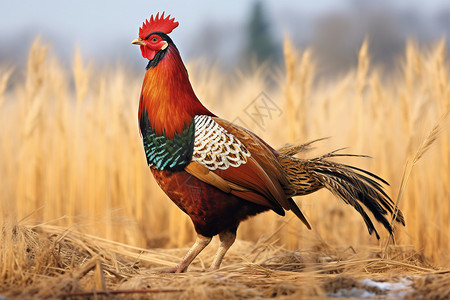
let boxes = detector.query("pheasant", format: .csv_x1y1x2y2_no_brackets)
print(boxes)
131,12,405,273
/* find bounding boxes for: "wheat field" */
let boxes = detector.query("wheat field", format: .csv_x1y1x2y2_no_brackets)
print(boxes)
0,37,449,298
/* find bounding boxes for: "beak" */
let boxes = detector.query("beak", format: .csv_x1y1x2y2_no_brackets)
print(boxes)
131,37,146,46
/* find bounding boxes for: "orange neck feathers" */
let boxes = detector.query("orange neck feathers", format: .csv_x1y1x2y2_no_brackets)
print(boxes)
138,46,214,139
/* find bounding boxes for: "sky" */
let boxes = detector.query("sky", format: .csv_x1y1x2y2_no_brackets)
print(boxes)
1,0,449,67
0,0,340,60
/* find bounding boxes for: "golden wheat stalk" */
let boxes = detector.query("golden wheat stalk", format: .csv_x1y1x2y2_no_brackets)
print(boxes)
0,68,14,108
73,47,91,105
283,36,298,142
384,111,448,257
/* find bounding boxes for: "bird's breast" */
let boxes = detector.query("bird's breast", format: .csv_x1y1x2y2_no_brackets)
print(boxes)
140,111,195,171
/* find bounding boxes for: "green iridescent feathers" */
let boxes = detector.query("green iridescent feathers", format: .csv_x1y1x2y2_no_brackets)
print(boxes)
140,112,195,171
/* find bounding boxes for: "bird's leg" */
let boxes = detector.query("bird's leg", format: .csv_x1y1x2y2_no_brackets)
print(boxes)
208,230,236,271
164,234,212,273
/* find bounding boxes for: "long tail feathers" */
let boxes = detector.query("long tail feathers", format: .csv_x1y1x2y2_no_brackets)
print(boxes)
279,147,405,239
278,137,330,156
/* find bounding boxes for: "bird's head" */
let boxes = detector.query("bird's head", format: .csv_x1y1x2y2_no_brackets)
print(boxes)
131,12,179,61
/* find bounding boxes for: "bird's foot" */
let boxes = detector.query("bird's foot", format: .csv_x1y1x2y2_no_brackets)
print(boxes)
157,264,187,273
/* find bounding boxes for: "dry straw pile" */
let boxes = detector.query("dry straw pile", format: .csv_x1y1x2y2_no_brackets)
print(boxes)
0,37,449,298
0,223,448,298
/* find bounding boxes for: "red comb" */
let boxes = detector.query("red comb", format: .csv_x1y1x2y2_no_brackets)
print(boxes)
139,12,179,39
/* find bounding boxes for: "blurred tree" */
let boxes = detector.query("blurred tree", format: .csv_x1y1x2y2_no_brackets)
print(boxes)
242,0,280,67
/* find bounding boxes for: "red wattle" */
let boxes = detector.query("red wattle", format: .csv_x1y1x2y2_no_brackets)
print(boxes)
140,45,156,61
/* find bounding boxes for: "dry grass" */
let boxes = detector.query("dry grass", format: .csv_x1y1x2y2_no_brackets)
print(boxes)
1,223,448,299
0,37,449,298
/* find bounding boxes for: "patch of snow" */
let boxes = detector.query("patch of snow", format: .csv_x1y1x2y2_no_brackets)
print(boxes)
360,277,413,298
360,277,412,291
328,288,377,298
327,277,413,298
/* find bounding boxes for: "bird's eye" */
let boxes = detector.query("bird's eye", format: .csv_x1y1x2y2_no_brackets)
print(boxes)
152,37,158,42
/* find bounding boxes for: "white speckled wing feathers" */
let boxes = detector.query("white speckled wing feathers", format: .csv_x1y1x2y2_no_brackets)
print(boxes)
185,115,311,227
192,115,251,170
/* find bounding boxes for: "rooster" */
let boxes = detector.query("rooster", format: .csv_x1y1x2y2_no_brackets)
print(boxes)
131,13,405,273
